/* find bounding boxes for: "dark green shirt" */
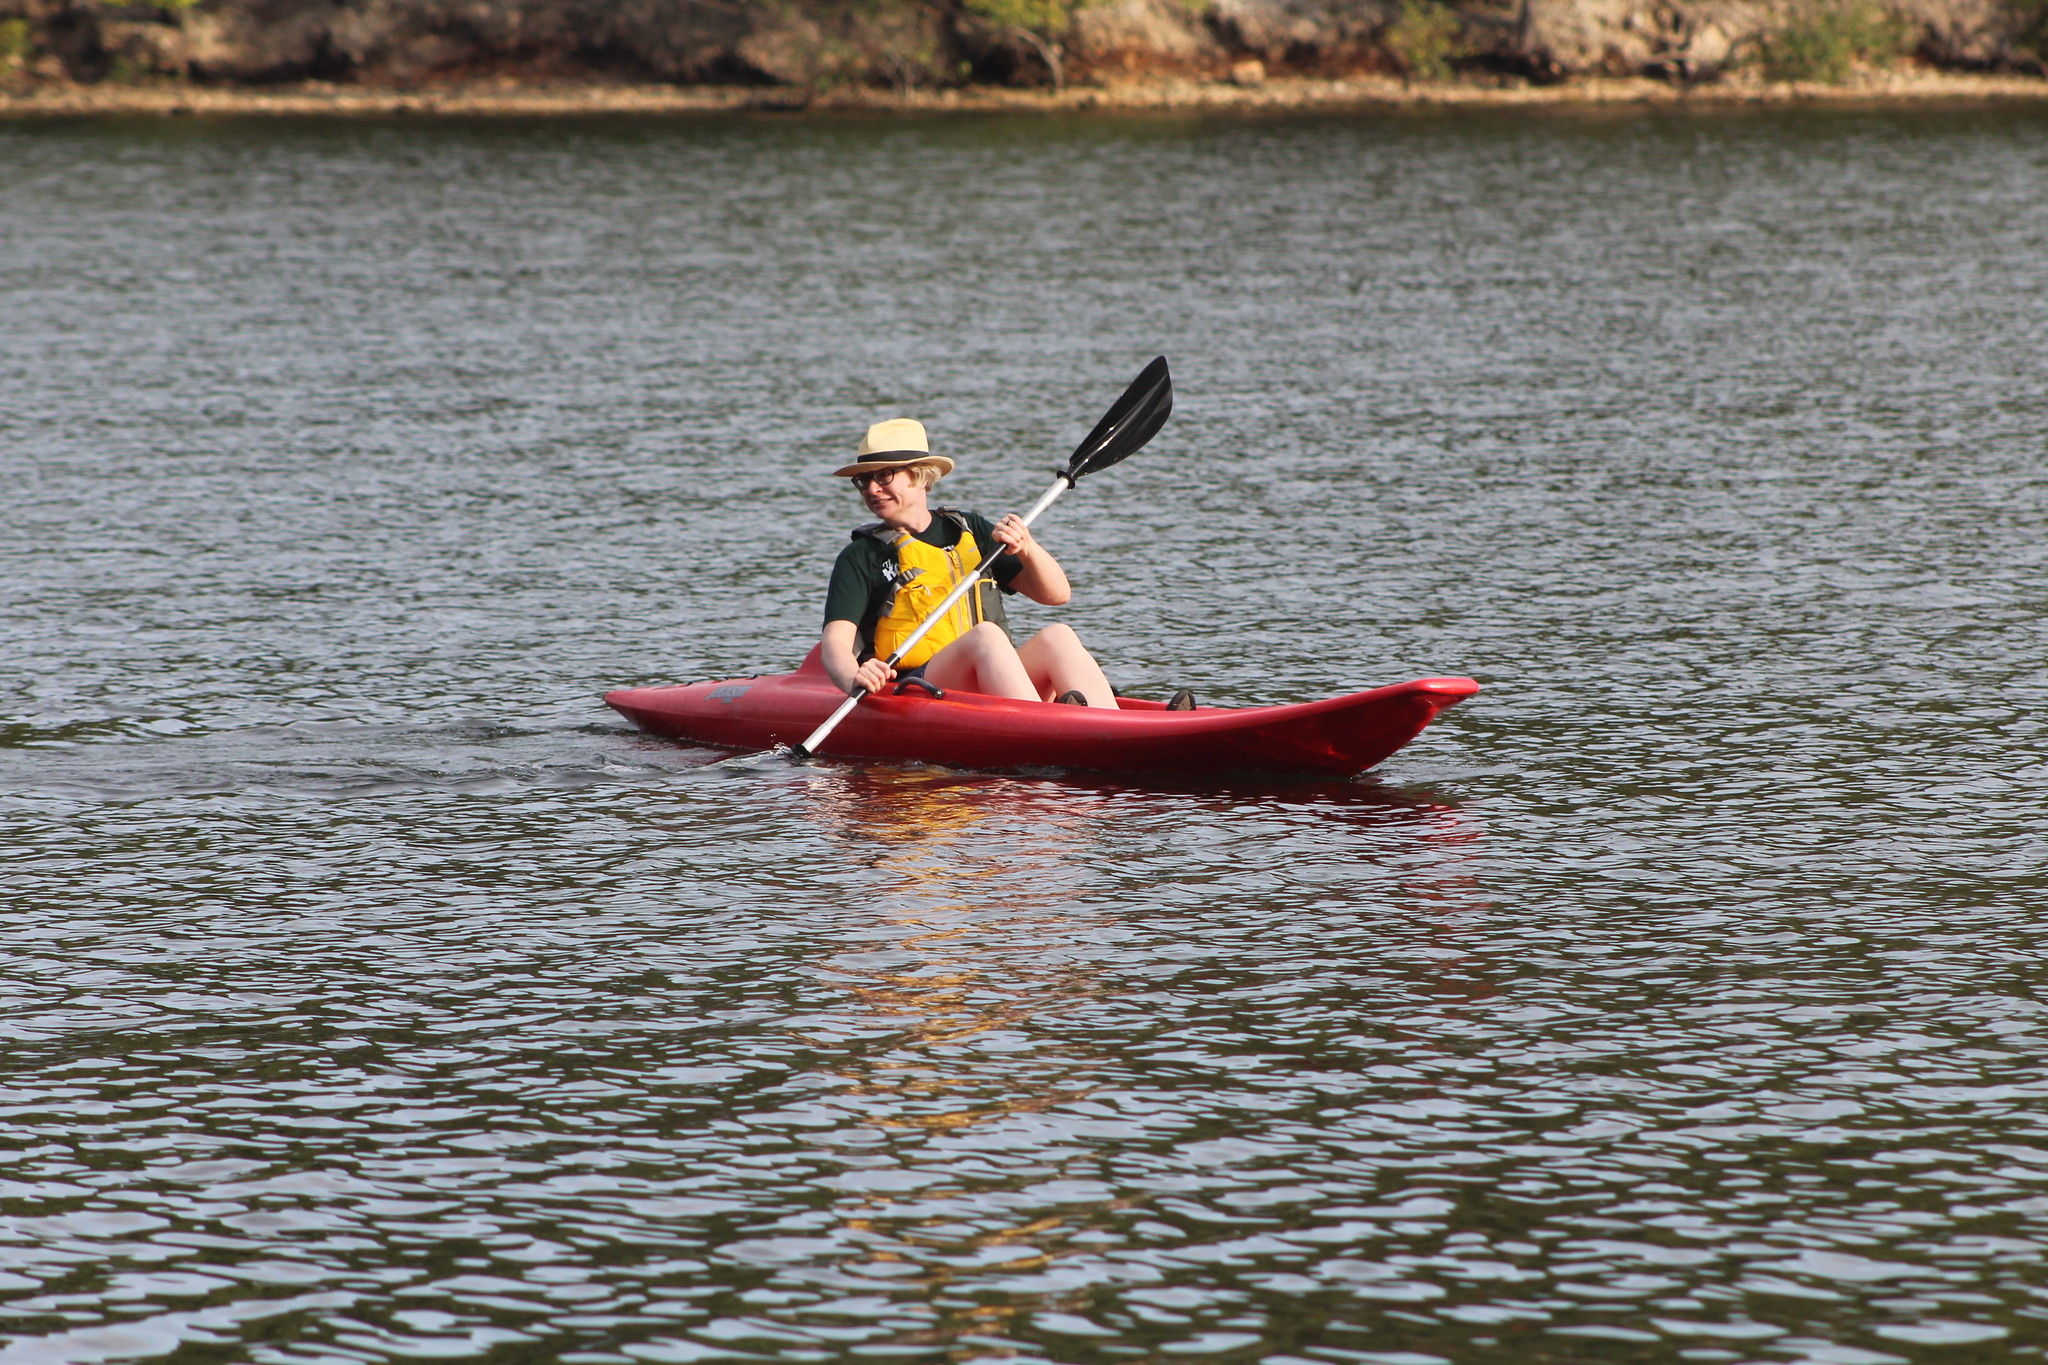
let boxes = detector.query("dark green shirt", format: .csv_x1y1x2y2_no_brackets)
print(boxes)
823,508,1023,629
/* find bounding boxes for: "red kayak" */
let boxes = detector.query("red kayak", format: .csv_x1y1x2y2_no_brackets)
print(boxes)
606,647,1478,777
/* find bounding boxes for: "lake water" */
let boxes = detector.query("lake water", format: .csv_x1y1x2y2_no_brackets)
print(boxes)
3,102,2046,1365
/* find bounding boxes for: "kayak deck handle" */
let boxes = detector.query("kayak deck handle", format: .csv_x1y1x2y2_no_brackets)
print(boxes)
894,676,947,700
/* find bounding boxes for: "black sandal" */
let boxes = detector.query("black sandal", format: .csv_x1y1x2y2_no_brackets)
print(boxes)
1166,689,1196,711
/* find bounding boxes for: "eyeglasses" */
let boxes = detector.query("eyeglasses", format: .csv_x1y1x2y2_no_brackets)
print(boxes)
850,468,908,490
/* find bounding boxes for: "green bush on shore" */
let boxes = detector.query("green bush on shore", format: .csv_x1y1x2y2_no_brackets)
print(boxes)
1382,0,1465,82
0,17,33,68
1755,1,1913,82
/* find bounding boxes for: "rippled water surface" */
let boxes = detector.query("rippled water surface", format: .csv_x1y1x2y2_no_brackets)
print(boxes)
4,104,2047,1365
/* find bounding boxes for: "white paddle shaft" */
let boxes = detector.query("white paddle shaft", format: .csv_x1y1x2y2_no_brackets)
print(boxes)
792,473,1074,759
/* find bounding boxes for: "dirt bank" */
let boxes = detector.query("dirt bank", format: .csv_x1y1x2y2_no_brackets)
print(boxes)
3,67,2046,117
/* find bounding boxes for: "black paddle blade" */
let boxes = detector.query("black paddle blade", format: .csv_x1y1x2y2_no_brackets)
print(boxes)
1066,356,1172,480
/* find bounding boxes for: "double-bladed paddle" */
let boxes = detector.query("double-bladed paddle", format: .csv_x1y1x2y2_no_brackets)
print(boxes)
790,356,1173,762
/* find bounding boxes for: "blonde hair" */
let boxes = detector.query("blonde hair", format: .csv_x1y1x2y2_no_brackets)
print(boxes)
906,462,943,490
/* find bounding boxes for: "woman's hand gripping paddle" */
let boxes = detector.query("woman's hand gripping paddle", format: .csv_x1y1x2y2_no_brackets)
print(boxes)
789,356,1173,762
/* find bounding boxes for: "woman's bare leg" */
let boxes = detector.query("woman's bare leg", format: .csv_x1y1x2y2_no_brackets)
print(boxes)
1017,624,1116,707
922,622,1039,700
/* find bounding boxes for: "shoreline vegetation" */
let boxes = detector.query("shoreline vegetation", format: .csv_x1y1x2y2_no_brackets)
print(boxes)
2,0,2046,117
4,69,2048,117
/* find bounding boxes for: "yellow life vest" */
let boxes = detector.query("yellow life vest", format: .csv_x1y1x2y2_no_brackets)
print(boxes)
857,509,1010,669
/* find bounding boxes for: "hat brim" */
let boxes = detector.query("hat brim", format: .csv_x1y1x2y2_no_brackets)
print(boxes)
831,454,955,478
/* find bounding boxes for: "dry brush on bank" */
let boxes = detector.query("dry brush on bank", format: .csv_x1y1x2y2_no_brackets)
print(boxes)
1,0,2045,98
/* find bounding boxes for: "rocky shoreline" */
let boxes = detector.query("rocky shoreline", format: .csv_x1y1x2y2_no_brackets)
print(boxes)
3,0,2045,117
1,68,2045,117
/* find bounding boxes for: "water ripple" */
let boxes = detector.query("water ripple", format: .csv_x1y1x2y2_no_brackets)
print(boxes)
4,106,2047,1364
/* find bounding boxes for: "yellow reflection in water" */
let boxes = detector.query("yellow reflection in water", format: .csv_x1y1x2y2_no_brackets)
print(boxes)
785,767,1491,1357
801,766,1109,1132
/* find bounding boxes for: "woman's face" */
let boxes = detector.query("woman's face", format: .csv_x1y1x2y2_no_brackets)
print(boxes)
851,466,927,525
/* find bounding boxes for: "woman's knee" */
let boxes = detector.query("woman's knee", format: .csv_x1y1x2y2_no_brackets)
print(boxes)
1030,622,1080,650
936,622,1019,671
963,621,1013,654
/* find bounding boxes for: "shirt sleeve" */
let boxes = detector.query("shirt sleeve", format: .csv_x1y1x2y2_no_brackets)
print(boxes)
964,512,1027,594
824,539,880,626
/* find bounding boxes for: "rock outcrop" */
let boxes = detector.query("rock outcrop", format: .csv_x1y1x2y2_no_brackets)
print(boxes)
1,0,2043,92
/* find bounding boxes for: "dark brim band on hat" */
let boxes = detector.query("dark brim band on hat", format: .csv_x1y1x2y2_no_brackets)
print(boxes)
840,416,951,478
831,451,955,478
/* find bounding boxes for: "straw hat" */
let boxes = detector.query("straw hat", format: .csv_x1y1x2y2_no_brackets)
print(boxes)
832,418,955,478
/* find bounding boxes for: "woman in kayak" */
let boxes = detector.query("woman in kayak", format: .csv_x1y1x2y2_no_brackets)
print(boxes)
821,418,1118,707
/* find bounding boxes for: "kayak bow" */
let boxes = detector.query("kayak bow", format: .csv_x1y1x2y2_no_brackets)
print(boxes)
606,647,1477,777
